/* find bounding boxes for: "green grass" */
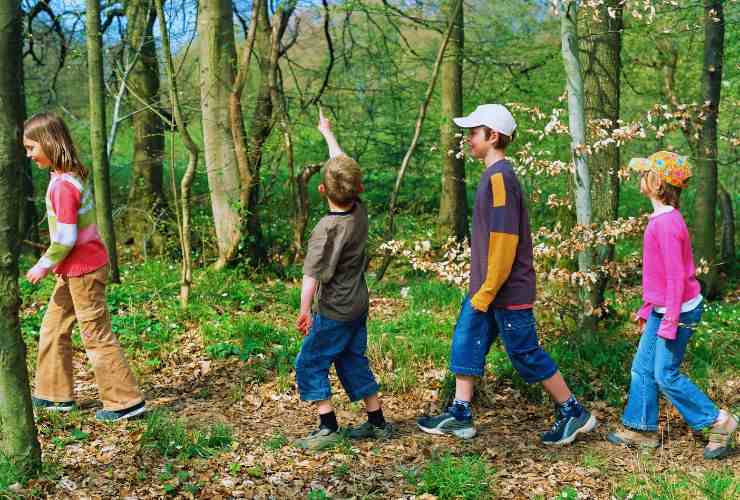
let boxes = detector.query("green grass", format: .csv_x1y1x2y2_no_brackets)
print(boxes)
614,468,739,500
0,454,27,491
262,433,289,451
408,279,465,311
416,453,495,500
141,410,234,460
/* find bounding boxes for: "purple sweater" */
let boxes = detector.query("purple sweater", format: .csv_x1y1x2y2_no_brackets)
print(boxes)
637,208,702,340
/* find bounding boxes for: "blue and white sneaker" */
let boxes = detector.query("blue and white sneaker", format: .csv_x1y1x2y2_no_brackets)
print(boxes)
417,410,477,439
541,404,597,445
95,401,147,422
32,397,76,412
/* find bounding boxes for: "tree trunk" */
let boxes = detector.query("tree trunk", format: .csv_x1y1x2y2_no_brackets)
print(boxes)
693,0,724,298
581,0,622,318
198,0,242,269
291,163,322,261
0,0,42,475
154,0,199,307
718,184,735,280
242,0,273,264
437,0,467,242
376,0,463,282
559,0,593,313
86,0,120,282
124,0,167,255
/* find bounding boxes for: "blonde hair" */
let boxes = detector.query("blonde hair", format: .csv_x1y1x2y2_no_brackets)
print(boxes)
323,155,362,205
641,170,683,209
24,112,88,179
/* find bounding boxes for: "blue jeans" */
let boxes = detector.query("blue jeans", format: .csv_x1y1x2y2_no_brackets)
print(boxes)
622,301,718,431
295,313,380,402
449,296,558,383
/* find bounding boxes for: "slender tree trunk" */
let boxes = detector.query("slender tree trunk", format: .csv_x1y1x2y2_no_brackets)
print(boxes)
86,0,120,282
19,157,38,254
581,0,622,317
0,0,42,475
124,0,167,255
154,0,199,307
198,0,242,269
693,0,724,297
559,0,593,313
376,0,463,281
718,184,735,280
437,0,467,242
242,0,275,264
291,162,322,261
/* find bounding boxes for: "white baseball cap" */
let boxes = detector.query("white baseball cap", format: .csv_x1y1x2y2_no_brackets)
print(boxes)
453,104,517,136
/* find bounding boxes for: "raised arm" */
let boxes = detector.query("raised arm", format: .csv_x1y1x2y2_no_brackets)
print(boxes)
317,106,344,159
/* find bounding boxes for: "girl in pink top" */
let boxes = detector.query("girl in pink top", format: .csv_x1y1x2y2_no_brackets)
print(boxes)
607,151,736,459
23,113,145,422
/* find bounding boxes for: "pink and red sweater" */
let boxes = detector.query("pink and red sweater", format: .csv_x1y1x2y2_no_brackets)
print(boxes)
637,208,702,340
34,172,108,277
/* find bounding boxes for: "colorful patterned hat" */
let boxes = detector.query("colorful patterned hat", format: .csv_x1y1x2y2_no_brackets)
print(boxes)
628,151,692,189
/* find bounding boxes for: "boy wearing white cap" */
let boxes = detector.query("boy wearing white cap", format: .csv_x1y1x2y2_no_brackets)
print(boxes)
417,104,597,444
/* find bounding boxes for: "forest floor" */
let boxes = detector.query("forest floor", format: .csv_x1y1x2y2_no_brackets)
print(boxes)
5,259,739,499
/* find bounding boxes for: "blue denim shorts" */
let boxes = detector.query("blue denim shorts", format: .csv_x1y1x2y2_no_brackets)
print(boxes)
295,313,380,402
449,296,558,383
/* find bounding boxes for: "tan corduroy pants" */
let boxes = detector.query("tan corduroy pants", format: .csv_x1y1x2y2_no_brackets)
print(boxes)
34,265,144,411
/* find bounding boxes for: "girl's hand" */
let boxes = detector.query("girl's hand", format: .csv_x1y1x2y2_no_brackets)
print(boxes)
317,106,332,135
635,316,646,334
26,265,50,284
297,312,313,336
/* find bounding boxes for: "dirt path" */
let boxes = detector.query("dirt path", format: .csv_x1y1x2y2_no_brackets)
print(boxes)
22,338,738,500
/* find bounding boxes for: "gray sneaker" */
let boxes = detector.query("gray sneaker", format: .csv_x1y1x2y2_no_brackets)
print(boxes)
294,427,341,451
417,411,476,439
346,421,395,440
95,401,146,422
32,397,76,412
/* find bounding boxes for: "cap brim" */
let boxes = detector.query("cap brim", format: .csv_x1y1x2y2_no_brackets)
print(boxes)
628,158,650,172
453,116,482,128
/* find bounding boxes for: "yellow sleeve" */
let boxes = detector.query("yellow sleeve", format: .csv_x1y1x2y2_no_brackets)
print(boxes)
470,232,519,312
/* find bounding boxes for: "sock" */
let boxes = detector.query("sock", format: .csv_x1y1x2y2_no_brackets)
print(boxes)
715,410,729,425
450,399,473,421
559,395,581,417
319,411,339,432
367,408,386,428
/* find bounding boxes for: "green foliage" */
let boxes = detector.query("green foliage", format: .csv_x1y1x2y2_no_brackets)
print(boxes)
142,410,233,460
0,454,26,491
307,489,331,500
614,468,739,500
409,279,465,311
547,330,634,406
203,316,301,380
263,433,288,451
417,453,495,500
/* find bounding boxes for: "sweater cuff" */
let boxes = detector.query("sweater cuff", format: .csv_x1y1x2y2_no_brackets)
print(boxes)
637,303,653,321
657,317,678,340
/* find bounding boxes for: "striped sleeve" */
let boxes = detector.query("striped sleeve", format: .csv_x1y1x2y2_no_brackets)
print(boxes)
470,172,520,311
37,180,81,269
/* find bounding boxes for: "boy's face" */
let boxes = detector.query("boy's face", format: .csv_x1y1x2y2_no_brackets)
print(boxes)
23,137,52,168
465,127,497,160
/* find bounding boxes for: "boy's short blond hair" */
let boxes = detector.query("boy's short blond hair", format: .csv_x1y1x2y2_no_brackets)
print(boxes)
323,155,362,205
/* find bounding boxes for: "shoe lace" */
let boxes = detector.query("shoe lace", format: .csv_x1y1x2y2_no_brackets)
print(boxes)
548,410,569,433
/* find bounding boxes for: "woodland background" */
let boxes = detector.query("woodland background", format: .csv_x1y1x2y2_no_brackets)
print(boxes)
0,0,738,498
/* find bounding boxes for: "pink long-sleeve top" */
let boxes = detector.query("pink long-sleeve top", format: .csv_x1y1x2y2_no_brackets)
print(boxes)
35,172,109,277
637,207,702,340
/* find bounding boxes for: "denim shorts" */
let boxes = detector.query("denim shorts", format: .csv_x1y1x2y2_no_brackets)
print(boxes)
449,296,558,383
294,313,380,402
